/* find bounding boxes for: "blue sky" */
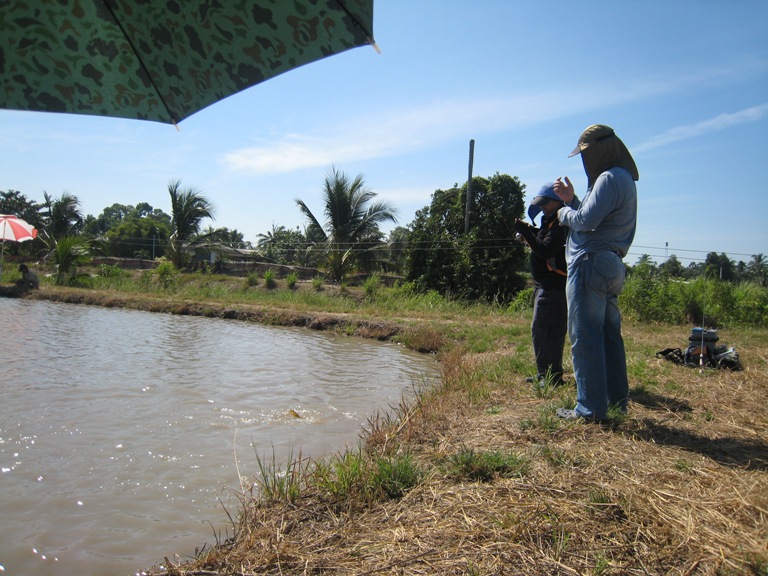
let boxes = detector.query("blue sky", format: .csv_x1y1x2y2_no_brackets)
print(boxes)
1,0,767,266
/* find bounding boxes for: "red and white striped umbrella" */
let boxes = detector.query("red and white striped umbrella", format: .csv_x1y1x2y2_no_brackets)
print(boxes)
0,214,37,242
0,214,38,277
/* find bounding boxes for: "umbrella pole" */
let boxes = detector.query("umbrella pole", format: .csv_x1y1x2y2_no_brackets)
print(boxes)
0,220,5,279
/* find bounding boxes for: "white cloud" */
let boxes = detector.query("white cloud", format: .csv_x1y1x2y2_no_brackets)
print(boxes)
219,65,767,176
219,92,576,175
634,103,768,152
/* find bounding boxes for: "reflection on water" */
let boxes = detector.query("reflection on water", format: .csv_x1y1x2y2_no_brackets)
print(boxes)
0,298,438,576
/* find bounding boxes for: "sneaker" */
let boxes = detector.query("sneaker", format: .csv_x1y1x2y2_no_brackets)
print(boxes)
525,377,535,383
556,408,582,421
556,408,611,424
538,377,567,389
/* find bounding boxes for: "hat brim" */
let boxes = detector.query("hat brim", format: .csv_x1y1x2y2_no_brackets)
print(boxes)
568,144,582,158
527,204,543,223
531,195,554,206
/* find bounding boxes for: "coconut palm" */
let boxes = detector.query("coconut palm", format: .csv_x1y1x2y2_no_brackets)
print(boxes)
167,180,214,269
199,226,250,249
43,191,84,242
748,253,767,286
51,235,91,285
296,168,397,281
257,224,307,264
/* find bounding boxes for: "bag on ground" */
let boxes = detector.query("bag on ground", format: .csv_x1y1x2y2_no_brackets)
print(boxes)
656,327,742,371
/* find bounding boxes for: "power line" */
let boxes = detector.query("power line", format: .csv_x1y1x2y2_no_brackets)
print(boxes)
632,244,756,259
93,235,763,264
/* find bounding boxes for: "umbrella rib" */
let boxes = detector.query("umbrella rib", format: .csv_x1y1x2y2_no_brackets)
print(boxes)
332,0,380,53
100,0,179,126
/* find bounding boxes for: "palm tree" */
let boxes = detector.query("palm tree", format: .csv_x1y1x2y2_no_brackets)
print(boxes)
748,253,767,286
257,223,287,249
257,224,307,264
201,226,249,248
167,180,214,269
43,191,83,242
296,168,397,282
51,235,91,285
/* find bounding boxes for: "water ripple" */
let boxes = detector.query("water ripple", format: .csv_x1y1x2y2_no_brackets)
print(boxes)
0,298,438,576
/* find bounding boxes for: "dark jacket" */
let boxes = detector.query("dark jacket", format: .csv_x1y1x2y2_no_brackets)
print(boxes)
516,212,567,291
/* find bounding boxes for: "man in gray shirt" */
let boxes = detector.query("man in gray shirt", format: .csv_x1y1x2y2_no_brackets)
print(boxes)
553,124,639,421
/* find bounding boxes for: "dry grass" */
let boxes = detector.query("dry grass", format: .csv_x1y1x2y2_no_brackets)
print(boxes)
6,285,765,575
148,321,766,576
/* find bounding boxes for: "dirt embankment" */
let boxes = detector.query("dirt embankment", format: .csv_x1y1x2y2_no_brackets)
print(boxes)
4,284,407,340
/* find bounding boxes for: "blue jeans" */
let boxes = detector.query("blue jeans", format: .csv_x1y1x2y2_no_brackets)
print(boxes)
566,251,628,419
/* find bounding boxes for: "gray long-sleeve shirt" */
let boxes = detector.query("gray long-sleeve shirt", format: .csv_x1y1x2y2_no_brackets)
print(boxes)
557,167,637,266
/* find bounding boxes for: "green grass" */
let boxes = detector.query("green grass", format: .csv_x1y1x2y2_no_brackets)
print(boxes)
312,450,423,504
252,447,305,504
445,448,530,482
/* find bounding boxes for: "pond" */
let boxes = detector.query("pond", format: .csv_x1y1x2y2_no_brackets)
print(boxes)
0,298,439,576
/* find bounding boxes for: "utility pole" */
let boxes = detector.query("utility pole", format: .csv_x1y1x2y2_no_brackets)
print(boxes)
465,139,475,234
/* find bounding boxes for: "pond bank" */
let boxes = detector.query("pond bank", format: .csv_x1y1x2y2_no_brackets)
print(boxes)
3,285,427,345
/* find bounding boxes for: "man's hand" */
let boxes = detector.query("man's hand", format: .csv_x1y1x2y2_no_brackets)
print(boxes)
553,177,575,205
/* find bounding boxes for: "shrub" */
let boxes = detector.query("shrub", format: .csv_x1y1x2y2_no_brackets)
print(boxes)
155,261,179,290
620,275,768,327
245,272,259,287
732,282,768,325
286,272,298,290
99,264,129,278
508,286,534,313
138,269,153,291
363,273,381,299
311,275,325,291
263,269,277,289
52,235,91,285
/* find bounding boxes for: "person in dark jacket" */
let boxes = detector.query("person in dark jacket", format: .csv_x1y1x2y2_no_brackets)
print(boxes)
514,182,568,387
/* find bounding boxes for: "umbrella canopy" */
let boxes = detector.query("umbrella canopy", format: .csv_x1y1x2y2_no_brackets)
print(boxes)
0,0,376,125
0,215,38,278
0,214,37,243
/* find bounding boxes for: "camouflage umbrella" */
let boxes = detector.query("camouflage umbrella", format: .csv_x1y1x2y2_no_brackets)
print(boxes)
0,0,376,126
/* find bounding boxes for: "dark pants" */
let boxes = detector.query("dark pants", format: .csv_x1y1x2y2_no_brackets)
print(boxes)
532,287,567,384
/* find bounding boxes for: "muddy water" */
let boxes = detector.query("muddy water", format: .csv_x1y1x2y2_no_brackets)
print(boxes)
0,298,439,576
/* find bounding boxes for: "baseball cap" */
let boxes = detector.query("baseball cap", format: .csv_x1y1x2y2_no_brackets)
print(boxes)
527,182,562,222
568,124,616,157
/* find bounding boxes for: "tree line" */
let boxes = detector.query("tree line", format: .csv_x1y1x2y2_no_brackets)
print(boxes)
2,168,766,297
